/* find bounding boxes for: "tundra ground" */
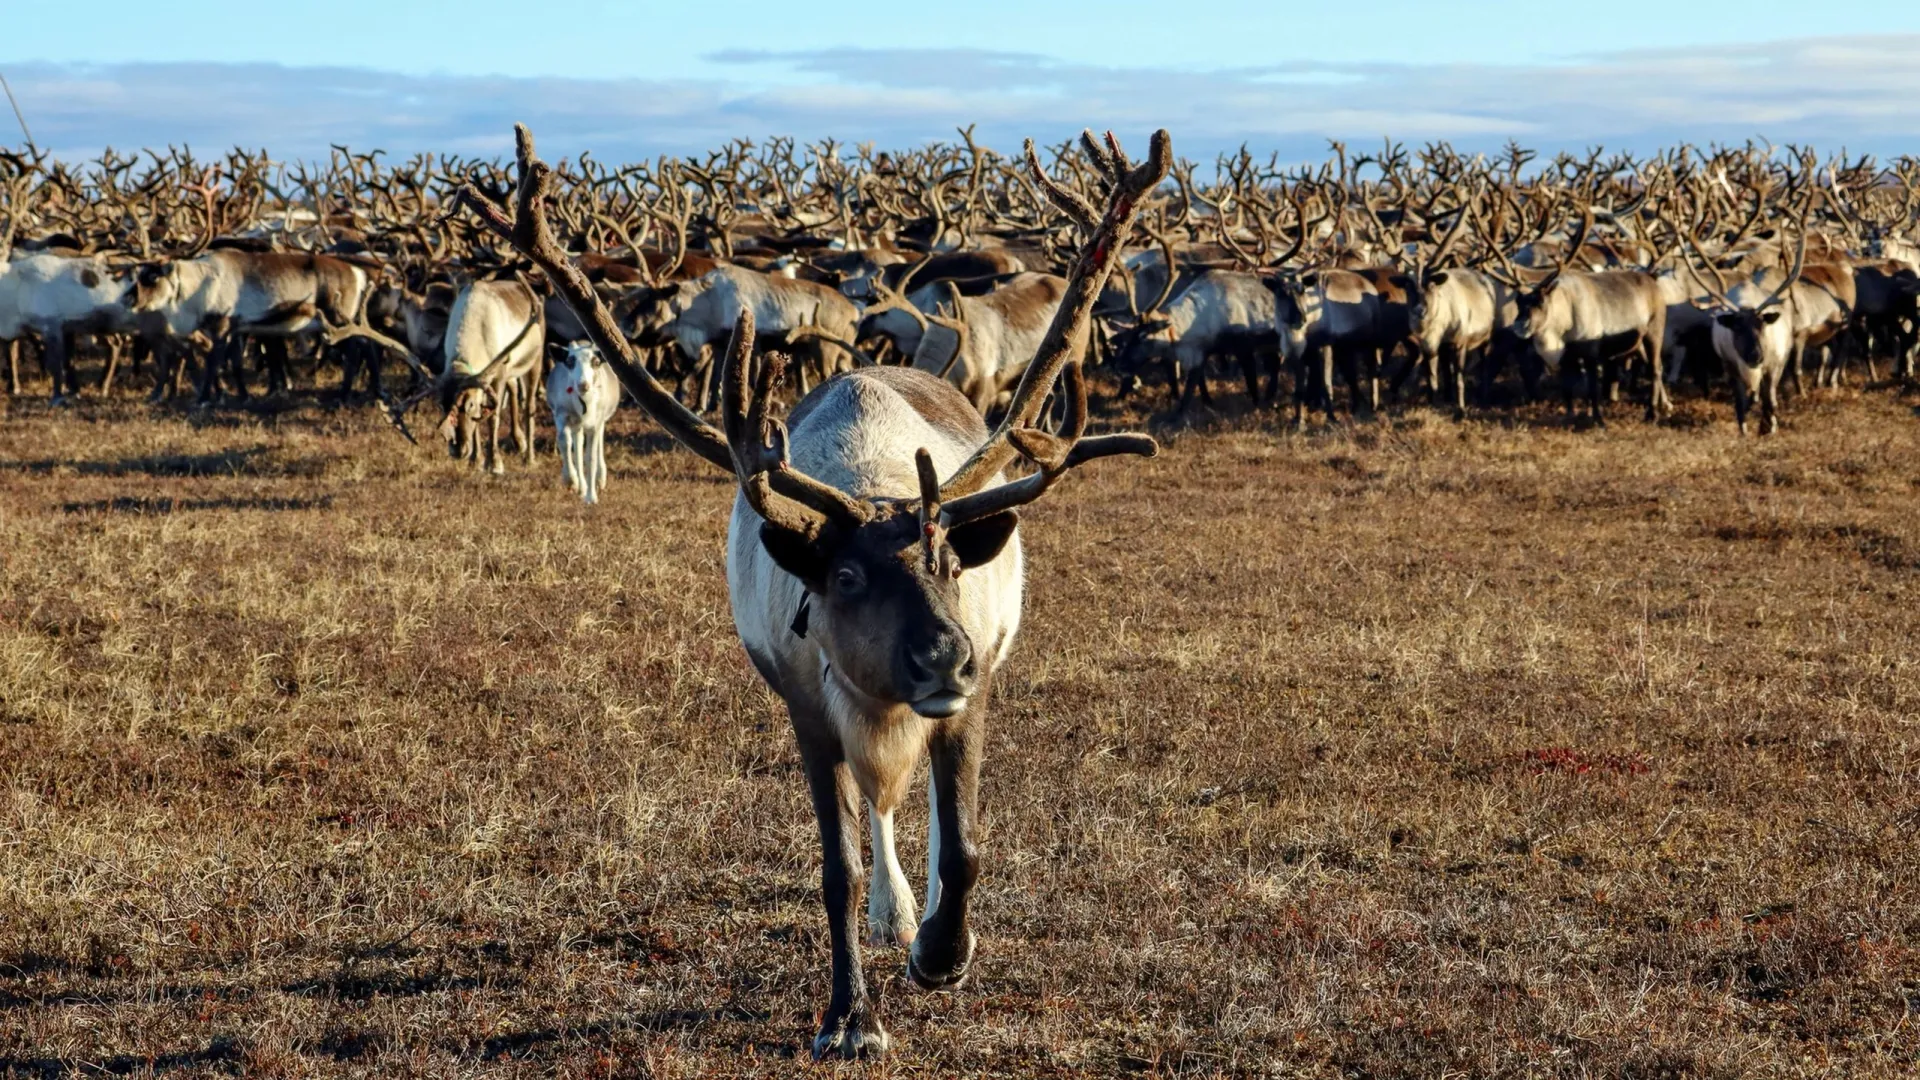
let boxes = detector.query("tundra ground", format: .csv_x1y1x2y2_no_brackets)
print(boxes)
1,384,1917,1078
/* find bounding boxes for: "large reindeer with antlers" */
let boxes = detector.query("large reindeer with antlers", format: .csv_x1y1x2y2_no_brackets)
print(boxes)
1684,215,1810,434
450,123,1164,1058
126,169,410,403
1485,206,1672,425
0,152,144,404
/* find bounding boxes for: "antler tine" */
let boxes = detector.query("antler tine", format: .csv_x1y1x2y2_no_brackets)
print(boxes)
785,317,879,368
720,311,827,539
1675,211,1738,309
1023,138,1099,236
937,129,1170,515
862,252,935,332
1419,183,1477,281
915,448,943,569
939,362,1156,525
1753,199,1809,313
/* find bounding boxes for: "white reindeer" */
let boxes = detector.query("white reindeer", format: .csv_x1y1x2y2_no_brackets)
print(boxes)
547,341,621,503
0,252,132,403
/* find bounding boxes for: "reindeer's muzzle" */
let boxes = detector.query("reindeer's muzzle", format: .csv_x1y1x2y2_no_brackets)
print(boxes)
901,626,976,719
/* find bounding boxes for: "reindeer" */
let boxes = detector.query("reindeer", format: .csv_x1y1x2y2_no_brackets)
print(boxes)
1404,197,1496,417
383,276,545,473
547,341,621,504
1684,224,1808,435
1785,258,1859,391
0,251,135,404
1112,270,1280,411
1486,209,1670,425
1104,198,1311,412
626,264,863,409
452,123,1165,1059
903,273,1069,415
1851,260,1920,379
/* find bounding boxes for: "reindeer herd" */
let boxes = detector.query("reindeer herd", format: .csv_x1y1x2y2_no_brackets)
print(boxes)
5,128,1920,1057
3,136,1917,486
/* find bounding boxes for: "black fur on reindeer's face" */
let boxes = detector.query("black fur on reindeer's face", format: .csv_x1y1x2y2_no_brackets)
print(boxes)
125,262,178,312
618,283,691,346
1103,317,1173,377
1710,307,1784,370
1510,278,1558,337
759,510,1019,719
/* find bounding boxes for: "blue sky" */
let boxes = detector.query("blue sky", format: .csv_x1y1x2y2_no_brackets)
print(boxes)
5,2,1919,161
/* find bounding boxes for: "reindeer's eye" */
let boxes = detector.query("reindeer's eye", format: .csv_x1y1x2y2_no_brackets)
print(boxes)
832,566,866,597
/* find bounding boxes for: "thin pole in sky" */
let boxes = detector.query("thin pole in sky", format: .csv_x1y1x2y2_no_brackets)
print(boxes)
0,71,35,151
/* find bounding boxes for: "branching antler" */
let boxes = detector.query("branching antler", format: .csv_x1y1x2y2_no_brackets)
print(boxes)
936,128,1170,514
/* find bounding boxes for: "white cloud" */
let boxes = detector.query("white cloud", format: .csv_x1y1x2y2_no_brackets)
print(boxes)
5,35,1919,165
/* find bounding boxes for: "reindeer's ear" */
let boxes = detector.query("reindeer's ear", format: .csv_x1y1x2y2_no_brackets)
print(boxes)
1760,310,1784,325
760,522,831,590
948,511,1019,570
1300,273,1320,288
1428,271,1449,287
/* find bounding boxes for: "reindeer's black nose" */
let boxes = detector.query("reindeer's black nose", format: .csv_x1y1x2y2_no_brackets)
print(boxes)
902,628,975,692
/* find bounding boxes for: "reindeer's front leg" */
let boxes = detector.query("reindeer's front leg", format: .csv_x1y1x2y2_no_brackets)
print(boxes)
486,400,505,475
521,376,537,466
866,803,917,948
43,325,72,406
799,739,888,1059
196,319,231,404
911,701,985,992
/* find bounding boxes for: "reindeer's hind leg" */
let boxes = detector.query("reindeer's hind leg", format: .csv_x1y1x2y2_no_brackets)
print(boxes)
1319,344,1339,424
102,337,123,396
6,338,19,396
1452,345,1473,420
262,337,292,397
197,325,231,404
1644,332,1667,421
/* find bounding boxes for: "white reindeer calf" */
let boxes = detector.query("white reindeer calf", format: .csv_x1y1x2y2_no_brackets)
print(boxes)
547,342,621,503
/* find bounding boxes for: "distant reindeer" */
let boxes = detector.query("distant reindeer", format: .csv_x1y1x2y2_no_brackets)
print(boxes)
547,341,620,504
383,277,545,473
125,174,409,402
0,251,133,404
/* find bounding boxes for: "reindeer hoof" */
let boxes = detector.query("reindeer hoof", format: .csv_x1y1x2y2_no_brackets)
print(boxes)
812,1011,890,1060
866,920,916,949
908,928,976,991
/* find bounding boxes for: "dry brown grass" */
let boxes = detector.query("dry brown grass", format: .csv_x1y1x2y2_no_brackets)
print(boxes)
1,382,1917,1078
